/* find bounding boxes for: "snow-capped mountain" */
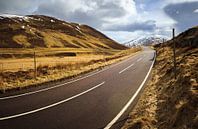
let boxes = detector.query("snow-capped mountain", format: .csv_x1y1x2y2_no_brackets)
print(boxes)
124,36,168,46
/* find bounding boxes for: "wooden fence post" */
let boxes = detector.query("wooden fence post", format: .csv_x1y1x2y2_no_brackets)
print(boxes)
0,63,3,73
163,38,165,52
34,51,37,79
173,28,177,79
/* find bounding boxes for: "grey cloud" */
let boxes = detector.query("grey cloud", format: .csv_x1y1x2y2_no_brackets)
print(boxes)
0,0,135,31
98,2,127,18
67,10,104,28
35,0,130,29
0,0,39,14
34,1,69,19
35,3,104,28
105,20,157,32
134,0,162,11
164,1,198,32
0,0,182,42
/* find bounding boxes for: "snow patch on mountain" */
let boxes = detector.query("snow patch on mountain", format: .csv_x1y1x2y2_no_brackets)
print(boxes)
0,14,24,18
124,36,168,46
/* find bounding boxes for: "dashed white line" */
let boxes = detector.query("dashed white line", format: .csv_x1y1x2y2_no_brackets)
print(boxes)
119,63,134,74
0,81,105,121
104,52,156,129
0,52,140,100
137,58,142,62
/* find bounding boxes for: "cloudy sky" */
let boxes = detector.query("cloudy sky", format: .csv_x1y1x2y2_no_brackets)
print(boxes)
0,0,198,43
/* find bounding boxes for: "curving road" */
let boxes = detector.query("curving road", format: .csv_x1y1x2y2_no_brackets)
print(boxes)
0,47,155,129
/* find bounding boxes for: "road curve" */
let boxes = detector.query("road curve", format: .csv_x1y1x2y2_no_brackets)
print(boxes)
0,47,155,129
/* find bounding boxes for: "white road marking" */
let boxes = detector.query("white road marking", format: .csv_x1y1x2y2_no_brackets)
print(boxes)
119,63,134,74
0,82,105,121
0,52,140,100
0,71,102,100
104,52,156,129
137,58,142,62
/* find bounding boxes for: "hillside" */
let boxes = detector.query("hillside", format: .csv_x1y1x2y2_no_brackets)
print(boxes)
122,26,198,129
167,26,198,48
0,14,127,50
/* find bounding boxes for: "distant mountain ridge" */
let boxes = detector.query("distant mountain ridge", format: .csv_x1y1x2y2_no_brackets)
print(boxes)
0,14,127,50
125,36,168,46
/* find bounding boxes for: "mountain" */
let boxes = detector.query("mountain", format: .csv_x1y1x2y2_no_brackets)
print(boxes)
0,14,127,50
122,26,198,129
124,36,168,46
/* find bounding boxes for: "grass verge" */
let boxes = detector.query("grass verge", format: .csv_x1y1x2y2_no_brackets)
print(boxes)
122,46,197,129
0,47,141,92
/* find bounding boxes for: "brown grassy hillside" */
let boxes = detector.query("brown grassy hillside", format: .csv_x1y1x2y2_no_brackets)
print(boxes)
122,26,198,129
0,14,126,50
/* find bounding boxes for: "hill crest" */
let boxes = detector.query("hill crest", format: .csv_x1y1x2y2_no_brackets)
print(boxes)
0,14,127,50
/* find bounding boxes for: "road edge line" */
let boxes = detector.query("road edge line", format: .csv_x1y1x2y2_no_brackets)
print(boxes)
104,51,156,129
0,81,105,121
0,52,140,100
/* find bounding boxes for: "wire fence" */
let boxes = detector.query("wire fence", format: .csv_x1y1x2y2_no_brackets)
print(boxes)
0,51,106,74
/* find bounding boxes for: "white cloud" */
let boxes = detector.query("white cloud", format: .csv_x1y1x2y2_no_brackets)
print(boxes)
194,9,198,13
102,31,154,43
0,0,197,43
166,0,198,4
35,0,137,29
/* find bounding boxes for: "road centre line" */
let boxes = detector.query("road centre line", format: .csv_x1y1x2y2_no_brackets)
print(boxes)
104,52,156,129
0,82,105,121
0,52,141,100
137,58,142,62
119,63,134,74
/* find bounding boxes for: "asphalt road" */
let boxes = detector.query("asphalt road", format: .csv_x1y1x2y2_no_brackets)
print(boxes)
0,47,155,129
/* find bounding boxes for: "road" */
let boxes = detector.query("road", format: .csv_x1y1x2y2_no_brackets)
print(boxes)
0,47,155,129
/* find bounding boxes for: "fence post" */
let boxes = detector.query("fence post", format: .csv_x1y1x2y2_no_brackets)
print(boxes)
0,63,3,73
172,28,177,79
22,63,24,71
163,38,165,52
33,51,37,79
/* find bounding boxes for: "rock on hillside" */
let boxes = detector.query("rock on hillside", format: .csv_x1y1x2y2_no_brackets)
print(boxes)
0,14,127,50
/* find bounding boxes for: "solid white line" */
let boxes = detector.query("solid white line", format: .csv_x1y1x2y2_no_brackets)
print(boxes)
119,63,134,74
0,52,140,100
0,71,102,100
0,82,105,121
137,58,142,62
104,52,156,129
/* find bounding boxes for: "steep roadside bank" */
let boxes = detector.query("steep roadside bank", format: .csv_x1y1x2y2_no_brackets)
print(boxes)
122,27,198,129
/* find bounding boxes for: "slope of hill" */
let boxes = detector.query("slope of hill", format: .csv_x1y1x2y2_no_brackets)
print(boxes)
122,26,198,129
0,14,127,50
167,26,198,48
125,36,167,46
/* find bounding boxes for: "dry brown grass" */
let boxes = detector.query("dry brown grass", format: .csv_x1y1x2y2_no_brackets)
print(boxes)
0,55,105,72
0,47,141,92
13,35,31,47
0,15,127,50
122,46,198,129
